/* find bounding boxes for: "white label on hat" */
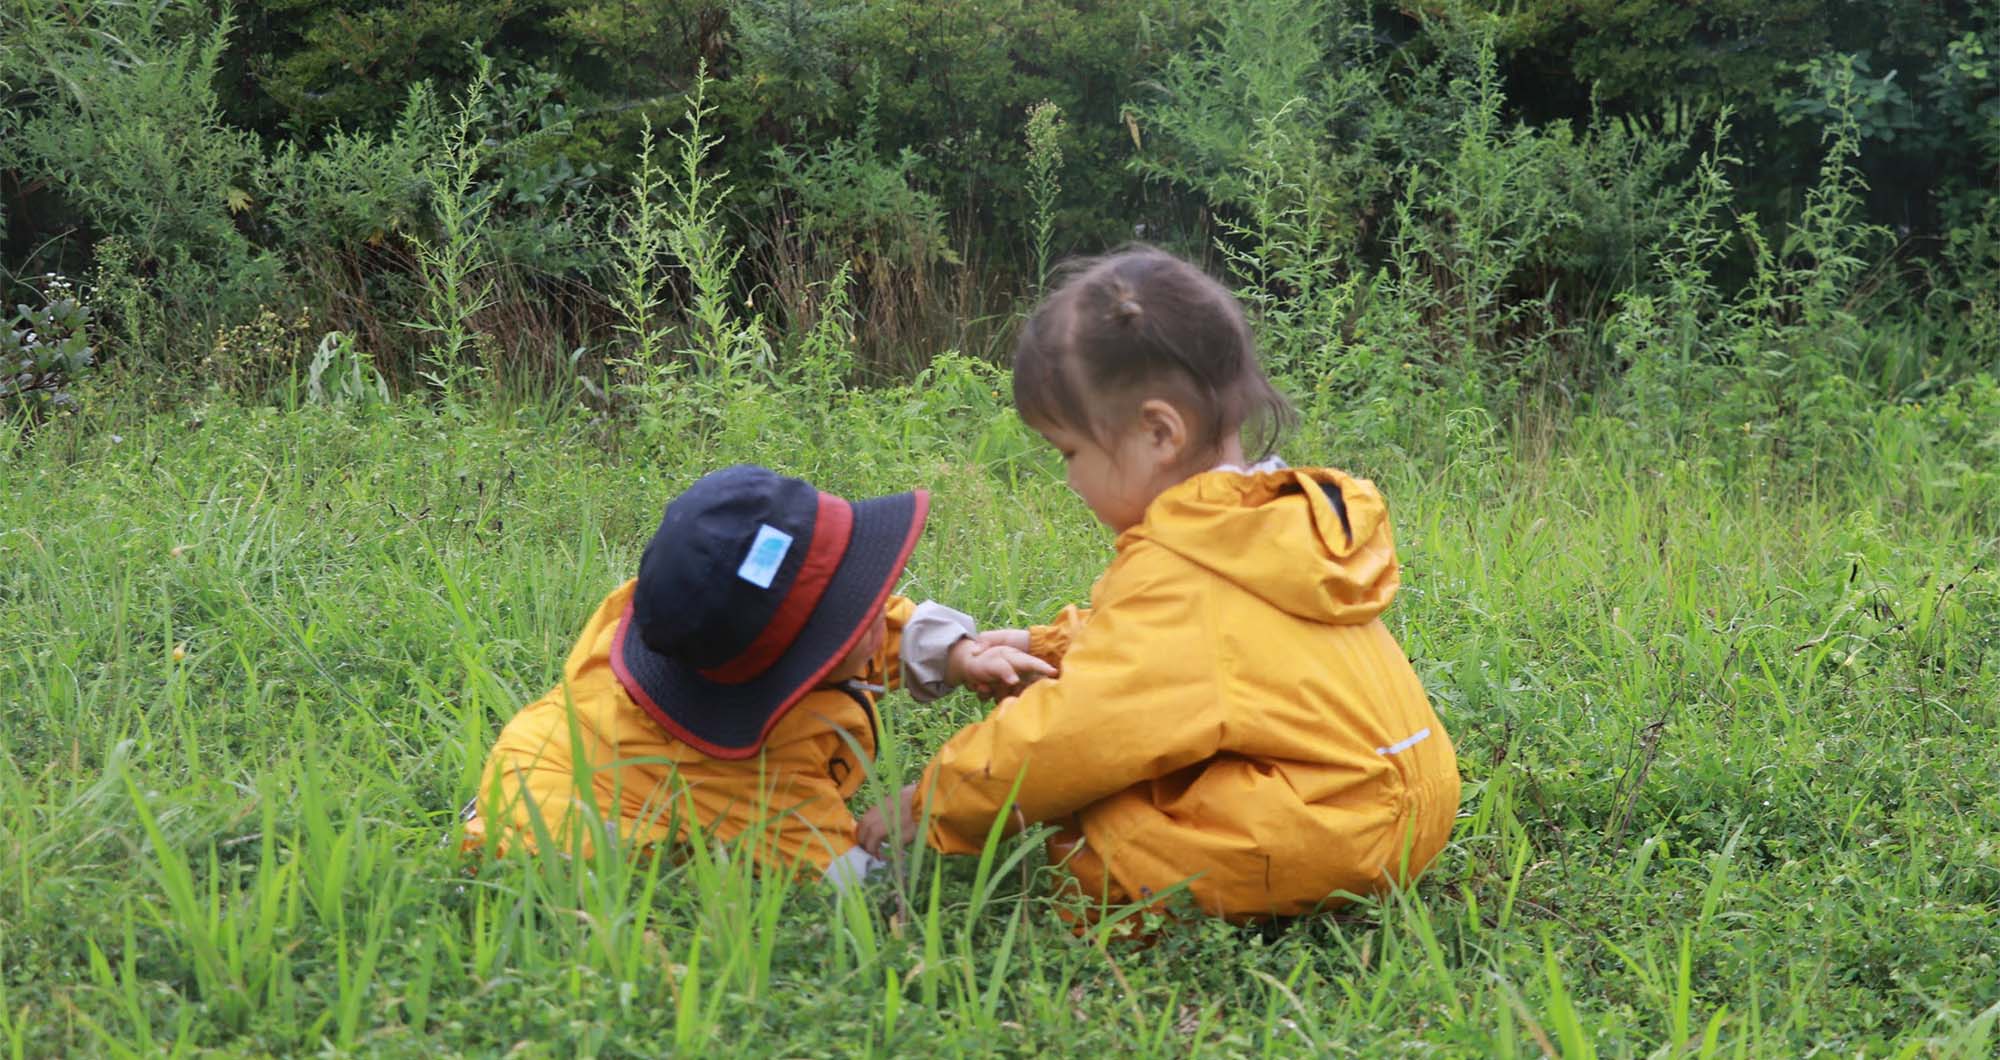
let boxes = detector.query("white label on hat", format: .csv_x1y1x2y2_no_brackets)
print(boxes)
737,524,794,589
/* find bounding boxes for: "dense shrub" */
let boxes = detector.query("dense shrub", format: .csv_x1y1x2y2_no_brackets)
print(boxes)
0,0,1991,459
6,5,286,338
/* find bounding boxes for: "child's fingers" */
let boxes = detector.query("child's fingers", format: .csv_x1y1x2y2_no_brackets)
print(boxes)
896,786,922,843
957,649,1051,699
975,628,1031,652
857,808,886,856
986,648,1054,683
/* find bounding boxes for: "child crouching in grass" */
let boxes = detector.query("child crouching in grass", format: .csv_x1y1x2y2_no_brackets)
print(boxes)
463,464,1050,886
861,247,1460,921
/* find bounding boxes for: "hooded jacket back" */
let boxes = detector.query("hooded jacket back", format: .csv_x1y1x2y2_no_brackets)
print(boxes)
916,467,1459,919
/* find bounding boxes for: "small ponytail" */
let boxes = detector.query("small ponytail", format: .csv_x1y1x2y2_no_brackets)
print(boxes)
1012,245,1296,461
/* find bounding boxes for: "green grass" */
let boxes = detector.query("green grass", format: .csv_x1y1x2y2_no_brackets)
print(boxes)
3,365,1997,1057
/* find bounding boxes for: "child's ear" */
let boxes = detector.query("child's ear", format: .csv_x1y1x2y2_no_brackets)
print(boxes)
1136,398,1189,460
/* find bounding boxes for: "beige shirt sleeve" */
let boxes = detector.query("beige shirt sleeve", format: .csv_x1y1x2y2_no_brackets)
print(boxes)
898,600,977,702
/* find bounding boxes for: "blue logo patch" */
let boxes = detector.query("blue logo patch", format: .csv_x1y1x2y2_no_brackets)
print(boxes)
737,524,794,589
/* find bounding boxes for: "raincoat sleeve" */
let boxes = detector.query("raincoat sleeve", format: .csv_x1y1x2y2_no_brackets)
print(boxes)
1027,605,1092,668
914,546,1225,854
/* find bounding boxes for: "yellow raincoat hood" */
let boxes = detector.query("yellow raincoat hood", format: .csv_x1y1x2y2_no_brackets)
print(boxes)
1130,467,1399,627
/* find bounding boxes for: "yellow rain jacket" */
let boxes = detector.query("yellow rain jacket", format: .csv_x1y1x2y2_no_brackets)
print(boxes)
915,467,1458,920
466,581,913,872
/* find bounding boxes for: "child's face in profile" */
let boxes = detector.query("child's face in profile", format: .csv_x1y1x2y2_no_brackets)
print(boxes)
1034,399,1211,533
822,612,888,685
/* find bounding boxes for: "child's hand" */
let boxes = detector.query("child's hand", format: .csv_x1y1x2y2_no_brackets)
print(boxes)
948,638,1054,699
858,783,920,858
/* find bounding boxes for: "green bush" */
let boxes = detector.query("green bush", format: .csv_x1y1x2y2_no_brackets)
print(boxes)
1608,67,1943,470
1131,0,1390,256
1133,4,1702,415
231,0,548,133
7,2,286,344
1,274,95,423
1482,0,1987,238
263,85,440,253
757,79,958,370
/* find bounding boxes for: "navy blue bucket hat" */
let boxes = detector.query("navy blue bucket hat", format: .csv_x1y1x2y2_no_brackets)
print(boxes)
610,465,929,759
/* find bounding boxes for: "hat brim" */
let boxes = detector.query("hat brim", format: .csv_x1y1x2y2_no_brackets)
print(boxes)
611,489,929,759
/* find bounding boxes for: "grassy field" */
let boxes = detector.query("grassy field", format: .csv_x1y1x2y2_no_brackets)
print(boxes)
3,366,1997,1057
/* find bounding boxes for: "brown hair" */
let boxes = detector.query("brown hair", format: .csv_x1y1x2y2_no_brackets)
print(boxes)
1012,246,1295,463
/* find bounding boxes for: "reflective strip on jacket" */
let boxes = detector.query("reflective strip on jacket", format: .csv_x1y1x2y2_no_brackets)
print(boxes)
915,467,1459,920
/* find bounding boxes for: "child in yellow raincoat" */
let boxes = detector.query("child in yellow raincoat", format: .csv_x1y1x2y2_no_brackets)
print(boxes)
861,247,1460,921
463,464,1050,885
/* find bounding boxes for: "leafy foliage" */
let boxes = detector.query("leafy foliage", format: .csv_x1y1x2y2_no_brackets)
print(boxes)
1,274,94,422
0,0,1991,446
7,2,284,336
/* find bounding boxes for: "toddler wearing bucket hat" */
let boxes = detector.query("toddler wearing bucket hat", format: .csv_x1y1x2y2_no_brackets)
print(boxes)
463,464,1050,882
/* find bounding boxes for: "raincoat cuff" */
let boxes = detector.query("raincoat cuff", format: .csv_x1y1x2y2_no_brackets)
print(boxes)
822,845,889,894
900,600,977,703
1028,623,1066,663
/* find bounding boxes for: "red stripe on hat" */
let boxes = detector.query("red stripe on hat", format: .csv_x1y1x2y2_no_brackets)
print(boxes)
696,492,853,684
741,487,929,751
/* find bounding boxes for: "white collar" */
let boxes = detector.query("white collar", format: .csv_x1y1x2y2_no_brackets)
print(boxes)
1210,456,1288,475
